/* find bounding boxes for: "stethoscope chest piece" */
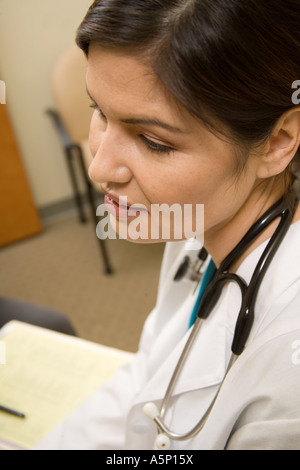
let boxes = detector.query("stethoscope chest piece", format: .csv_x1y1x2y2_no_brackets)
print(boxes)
174,247,208,283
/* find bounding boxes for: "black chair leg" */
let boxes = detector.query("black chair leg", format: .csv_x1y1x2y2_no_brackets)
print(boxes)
45,110,113,274
76,145,114,275
87,182,114,275
46,109,87,224
65,147,87,224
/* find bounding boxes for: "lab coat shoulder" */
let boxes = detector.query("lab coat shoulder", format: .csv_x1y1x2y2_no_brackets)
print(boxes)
226,335,300,450
227,297,300,450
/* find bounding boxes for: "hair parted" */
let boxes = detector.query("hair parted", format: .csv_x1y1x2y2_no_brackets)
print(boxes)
76,0,300,168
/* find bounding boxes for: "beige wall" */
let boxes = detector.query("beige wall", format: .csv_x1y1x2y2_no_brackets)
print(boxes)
0,0,92,208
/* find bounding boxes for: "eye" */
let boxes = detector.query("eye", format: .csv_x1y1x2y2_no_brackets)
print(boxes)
139,134,174,155
89,102,106,120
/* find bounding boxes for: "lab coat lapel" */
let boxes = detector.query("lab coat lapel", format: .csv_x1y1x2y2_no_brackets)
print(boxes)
134,239,236,405
134,295,229,404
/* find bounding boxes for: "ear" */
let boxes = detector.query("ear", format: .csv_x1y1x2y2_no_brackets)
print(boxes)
256,107,300,179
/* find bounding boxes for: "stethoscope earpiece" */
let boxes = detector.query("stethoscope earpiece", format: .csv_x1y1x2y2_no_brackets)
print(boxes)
155,433,171,450
143,403,171,450
143,402,159,420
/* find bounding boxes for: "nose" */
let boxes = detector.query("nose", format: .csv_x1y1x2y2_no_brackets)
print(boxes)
88,126,133,185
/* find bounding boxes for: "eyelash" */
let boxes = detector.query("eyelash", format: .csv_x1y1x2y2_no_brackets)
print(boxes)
139,135,174,155
90,103,106,119
89,103,174,155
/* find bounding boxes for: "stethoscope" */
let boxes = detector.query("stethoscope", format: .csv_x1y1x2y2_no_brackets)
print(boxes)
173,246,209,284
143,188,299,450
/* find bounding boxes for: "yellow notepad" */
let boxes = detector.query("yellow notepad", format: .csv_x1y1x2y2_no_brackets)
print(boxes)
0,321,133,450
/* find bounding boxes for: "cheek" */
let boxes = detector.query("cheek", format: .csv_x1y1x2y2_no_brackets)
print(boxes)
138,160,202,205
145,160,223,206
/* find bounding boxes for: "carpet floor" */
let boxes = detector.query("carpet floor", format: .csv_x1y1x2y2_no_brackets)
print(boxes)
0,215,165,352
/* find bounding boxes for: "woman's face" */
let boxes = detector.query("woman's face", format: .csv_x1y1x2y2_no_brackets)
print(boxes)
86,45,259,245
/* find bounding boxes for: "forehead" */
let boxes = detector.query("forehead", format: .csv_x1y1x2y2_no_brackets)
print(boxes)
87,46,164,101
86,44,192,129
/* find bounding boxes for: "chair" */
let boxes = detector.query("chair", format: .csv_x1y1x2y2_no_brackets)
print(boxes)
47,44,113,274
0,297,77,336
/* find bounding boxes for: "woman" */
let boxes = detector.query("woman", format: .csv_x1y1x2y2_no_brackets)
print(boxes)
37,0,300,450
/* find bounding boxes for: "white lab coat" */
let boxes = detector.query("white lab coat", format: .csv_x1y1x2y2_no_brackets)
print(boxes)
36,220,300,450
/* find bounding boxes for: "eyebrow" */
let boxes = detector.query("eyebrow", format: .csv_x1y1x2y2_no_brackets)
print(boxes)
86,87,184,134
119,117,183,133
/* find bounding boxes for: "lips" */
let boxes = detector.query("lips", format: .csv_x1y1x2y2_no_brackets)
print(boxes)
102,190,148,219
104,194,129,219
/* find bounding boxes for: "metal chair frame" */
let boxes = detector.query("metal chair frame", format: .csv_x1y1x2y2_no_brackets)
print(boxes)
46,109,113,275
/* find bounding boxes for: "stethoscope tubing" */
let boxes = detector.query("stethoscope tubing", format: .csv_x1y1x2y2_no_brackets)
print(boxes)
155,316,238,441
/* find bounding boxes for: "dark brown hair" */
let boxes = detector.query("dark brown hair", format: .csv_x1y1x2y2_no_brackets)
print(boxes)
76,0,300,173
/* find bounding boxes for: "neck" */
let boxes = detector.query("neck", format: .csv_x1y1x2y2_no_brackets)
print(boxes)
204,182,300,270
